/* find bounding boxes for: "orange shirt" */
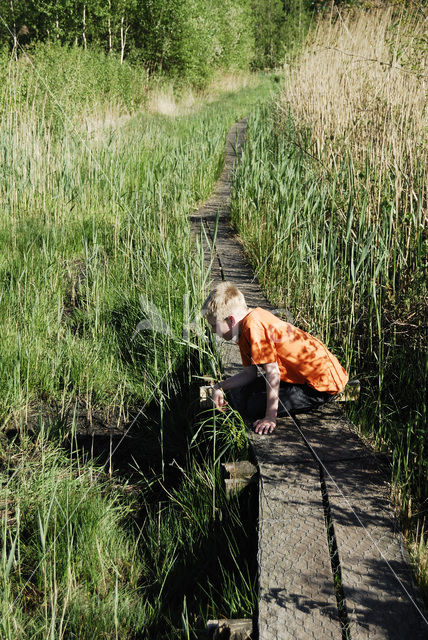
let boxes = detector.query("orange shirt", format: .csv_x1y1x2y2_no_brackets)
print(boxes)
238,308,348,393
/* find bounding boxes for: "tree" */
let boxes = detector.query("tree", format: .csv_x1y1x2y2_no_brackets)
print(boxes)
251,0,286,68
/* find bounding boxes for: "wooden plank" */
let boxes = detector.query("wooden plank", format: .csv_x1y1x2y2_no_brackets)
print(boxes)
258,460,341,639
324,457,428,639
206,618,253,639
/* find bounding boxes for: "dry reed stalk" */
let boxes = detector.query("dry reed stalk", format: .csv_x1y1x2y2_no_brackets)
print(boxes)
207,70,258,94
279,6,427,221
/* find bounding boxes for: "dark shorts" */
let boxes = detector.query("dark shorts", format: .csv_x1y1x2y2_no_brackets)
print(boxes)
229,377,335,418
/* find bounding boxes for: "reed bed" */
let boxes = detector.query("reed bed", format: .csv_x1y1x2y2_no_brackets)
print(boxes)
0,47,274,638
0,435,146,639
281,4,427,229
0,408,256,639
231,6,427,595
0,46,274,430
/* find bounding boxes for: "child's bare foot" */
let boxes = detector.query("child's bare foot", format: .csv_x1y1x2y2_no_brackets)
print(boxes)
253,418,276,435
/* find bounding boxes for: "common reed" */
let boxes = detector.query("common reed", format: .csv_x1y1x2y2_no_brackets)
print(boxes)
0,46,274,637
231,5,427,596
0,45,275,429
280,5,427,227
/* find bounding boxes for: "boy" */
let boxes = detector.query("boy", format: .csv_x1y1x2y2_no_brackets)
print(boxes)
202,282,348,435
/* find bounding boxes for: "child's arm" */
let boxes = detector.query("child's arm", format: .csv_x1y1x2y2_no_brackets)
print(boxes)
212,365,257,411
253,362,280,434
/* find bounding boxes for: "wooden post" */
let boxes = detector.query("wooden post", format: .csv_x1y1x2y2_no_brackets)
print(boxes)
222,461,257,478
336,379,360,402
199,379,215,409
206,618,253,639
221,461,258,497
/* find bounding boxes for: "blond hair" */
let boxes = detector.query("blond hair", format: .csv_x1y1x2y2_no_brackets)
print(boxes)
202,282,248,322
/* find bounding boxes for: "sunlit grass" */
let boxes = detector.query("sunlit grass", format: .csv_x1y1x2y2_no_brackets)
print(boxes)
0,50,275,429
231,4,427,595
0,47,276,638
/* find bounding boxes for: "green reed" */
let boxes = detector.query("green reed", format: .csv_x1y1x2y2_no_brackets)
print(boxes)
0,404,256,639
0,434,146,639
0,48,275,429
0,48,275,638
231,104,426,525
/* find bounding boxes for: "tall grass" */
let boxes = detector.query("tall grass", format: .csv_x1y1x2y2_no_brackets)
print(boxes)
0,407,257,639
281,4,427,223
0,435,146,639
0,44,275,430
0,46,275,637
231,6,427,594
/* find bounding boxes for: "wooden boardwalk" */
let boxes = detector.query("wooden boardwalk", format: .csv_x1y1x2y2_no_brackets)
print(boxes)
191,120,428,639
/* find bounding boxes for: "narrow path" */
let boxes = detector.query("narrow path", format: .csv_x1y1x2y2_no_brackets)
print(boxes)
191,120,428,639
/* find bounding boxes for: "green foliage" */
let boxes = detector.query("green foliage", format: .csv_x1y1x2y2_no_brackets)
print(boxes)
251,0,286,67
0,0,316,85
0,438,146,639
251,0,312,68
216,0,255,70
0,49,275,423
0,0,256,87
231,103,427,516
282,0,313,62
135,0,254,86
0,41,147,120
0,55,273,635
0,390,256,637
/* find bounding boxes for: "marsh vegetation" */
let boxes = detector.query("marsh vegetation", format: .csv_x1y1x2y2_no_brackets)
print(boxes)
0,1,426,637
0,36,275,638
231,4,427,599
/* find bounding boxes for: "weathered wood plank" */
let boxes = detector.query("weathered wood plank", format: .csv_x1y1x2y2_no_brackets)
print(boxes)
206,618,253,639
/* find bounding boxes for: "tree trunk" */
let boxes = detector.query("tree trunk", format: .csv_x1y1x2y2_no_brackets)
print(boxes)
108,0,112,53
82,4,87,49
10,0,18,60
120,16,128,64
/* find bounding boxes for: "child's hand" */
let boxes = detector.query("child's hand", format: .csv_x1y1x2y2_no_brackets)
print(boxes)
253,417,276,434
212,387,227,412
